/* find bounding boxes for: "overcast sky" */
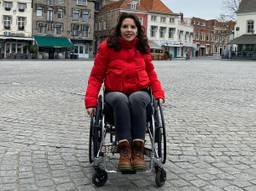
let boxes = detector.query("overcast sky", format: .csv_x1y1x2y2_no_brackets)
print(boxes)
161,0,224,19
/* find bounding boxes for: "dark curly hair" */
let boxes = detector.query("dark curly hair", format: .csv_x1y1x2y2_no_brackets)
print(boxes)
107,13,150,54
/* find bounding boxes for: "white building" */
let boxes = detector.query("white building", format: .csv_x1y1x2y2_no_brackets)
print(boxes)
147,13,195,58
0,0,33,59
231,0,256,59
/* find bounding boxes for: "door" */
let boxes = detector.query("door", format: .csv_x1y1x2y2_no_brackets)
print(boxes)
77,44,89,58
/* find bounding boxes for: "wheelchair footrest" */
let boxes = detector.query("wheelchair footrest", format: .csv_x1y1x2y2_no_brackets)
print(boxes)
101,144,118,153
121,170,137,174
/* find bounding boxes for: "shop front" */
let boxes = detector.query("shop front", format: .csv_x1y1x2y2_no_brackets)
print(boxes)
0,37,33,59
33,35,74,59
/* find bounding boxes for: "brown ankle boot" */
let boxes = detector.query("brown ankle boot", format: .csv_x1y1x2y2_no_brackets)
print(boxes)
132,140,146,170
118,140,132,171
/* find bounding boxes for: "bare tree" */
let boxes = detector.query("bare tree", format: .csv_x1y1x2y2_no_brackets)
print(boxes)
220,0,241,20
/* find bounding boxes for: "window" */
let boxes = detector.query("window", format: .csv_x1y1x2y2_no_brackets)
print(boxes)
82,24,89,37
102,21,106,30
179,30,183,40
57,9,64,18
3,15,12,30
150,26,158,37
48,0,54,6
18,17,26,31
18,3,27,12
247,20,254,33
160,27,166,38
169,17,175,23
77,0,87,6
151,15,157,22
189,33,193,42
17,44,22,53
47,8,53,21
72,24,80,36
56,0,64,5
38,23,47,33
184,32,189,41
95,22,98,31
79,46,84,54
36,7,43,17
168,28,175,38
55,24,62,34
129,1,138,9
72,9,80,20
82,10,89,22
11,43,16,53
74,46,78,54
4,1,13,11
160,17,166,23
6,43,10,54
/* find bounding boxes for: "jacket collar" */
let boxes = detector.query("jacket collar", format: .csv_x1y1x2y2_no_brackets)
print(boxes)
118,37,138,49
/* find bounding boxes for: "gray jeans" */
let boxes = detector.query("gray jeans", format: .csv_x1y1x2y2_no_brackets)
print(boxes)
105,91,151,141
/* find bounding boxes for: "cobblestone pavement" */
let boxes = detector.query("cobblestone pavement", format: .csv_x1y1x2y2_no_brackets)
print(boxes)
0,59,255,191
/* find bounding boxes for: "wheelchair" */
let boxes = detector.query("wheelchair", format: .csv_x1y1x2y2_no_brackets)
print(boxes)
88,89,167,187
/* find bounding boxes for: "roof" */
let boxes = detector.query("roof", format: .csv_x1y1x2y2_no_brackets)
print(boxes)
33,35,74,49
230,34,256,44
237,0,256,13
140,0,173,14
101,0,173,14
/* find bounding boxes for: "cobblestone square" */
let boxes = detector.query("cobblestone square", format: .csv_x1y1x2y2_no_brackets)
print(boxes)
0,59,255,191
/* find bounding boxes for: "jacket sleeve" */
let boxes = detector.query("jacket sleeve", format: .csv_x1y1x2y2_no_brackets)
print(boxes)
85,42,108,108
144,53,165,99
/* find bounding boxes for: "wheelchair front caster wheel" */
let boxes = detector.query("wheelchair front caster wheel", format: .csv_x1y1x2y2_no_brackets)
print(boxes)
155,167,166,187
92,169,108,187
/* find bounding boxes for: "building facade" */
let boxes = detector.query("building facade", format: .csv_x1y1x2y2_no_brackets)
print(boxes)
32,0,94,59
192,17,235,57
231,0,256,59
0,0,33,59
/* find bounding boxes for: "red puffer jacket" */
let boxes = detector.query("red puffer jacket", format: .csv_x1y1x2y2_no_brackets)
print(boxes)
85,38,165,108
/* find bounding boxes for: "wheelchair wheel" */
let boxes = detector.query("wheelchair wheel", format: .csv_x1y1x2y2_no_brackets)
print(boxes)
92,168,108,187
155,166,166,187
154,101,167,164
88,95,103,163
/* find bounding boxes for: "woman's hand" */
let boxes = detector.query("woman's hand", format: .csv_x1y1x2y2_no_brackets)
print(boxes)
87,107,96,117
158,98,165,104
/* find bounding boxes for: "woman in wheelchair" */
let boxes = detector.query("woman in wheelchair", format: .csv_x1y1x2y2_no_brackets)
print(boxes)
85,13,165,172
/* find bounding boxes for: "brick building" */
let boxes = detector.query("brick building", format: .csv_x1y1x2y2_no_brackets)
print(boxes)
32,0,95,59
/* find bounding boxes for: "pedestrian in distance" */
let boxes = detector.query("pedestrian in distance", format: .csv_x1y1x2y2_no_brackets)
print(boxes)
85,13,165,172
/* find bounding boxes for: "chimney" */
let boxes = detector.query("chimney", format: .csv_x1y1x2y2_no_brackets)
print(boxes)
180,13,184,23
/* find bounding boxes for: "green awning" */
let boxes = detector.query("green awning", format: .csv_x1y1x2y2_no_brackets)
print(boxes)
33,35,74,49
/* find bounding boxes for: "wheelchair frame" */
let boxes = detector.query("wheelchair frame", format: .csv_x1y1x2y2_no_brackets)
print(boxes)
89,89,167,187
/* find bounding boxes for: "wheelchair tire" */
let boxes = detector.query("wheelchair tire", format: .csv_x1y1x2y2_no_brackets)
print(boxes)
154,101,167,164
89,95,103,163
155,167,166,187
89,117,101,163
92,169,108,187
89,117,94,163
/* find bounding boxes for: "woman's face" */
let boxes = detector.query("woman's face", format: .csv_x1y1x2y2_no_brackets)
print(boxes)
120,18,138,41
